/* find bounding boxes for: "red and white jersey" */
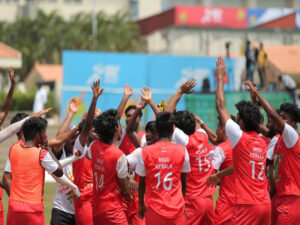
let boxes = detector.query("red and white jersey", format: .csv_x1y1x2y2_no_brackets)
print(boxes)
212,139,235,205
186,130,215,199
136,141,190,219
273,123,300,196
172,128,215,199
225,119,270,205
72,137,93,205
90,140,128,217
119,129,145,155
267,134,280,161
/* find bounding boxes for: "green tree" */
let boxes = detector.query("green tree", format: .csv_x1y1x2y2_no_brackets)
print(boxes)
0,10,145,80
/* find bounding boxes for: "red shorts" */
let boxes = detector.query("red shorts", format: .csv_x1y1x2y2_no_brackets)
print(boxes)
145,206,185,225
232,204,271,225
123,196,145,225
271,195,300,225
94,206,128,225
7,211,45,225
75,201,93,225
6,199,45,225
214,199,234,225
185,196,214,225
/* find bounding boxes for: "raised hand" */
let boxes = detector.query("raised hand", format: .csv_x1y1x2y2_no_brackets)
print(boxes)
9,67,16,86
124,84,133,97
216,57,226,79
69,98,79,114
91,79,104,99
244,80,258,94
140,86,152,103
179,79,197,94
31,108,52,118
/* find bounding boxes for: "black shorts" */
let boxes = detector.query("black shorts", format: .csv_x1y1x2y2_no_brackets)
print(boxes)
51,208,76,225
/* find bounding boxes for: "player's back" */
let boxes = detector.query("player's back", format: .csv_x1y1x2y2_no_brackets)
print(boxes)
218,139,235,204
233,131,270,204
186,130,215,199
91,140,124,214
141,141,186,218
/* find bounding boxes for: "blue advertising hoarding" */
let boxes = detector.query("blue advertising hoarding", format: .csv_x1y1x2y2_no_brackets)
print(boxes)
62,51,235,124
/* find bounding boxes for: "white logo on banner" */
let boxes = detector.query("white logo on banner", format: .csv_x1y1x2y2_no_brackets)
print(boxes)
86,63,120,85
175,67,210,88
201,8,223,24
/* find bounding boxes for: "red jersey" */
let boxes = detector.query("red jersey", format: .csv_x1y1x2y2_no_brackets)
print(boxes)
233,131,270,204
73,157,93,205
138,142,187,219
273,134,300,196
218,139,235,205
119,131,145,155
185,131,215,199
91,140,124,217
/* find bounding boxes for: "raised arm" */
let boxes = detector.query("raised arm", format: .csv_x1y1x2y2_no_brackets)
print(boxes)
117,84,132,120
48,126,79,148
164,79,197,113
57,98,79,136
79,79,104,146
126,87,151,148
194,114,218,145
0,67,16,126
216,57,231,126
244,80,285,132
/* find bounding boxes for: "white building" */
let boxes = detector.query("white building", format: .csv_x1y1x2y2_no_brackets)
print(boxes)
1,0,300,22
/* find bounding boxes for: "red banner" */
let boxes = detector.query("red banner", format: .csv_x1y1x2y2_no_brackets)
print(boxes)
174,6,247,29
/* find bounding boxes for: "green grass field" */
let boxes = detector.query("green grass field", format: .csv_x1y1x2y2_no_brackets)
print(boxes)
1,183,219,224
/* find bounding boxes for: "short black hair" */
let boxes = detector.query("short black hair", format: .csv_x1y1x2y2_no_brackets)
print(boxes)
94,110,119,144
10,113,29,124
156,112,175,138
174,110,195,135
235,100,260,132
21,117,47,141
279,103,300,123
125,105,142,118
145,121,156,134
102,109,118,118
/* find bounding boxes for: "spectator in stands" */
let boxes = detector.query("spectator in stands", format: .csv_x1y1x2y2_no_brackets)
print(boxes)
257,43,267,90
245,40,255,82
278,74,296,103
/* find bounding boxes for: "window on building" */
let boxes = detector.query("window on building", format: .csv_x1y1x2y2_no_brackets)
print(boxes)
130,0,138,19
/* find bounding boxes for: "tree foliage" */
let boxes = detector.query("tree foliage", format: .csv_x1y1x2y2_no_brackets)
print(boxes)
0,10,145,80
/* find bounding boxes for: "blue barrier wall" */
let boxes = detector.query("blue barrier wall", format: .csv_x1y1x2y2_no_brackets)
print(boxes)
61,51,235,124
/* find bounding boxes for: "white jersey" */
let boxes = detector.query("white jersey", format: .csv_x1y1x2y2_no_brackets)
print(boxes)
52,147,75,214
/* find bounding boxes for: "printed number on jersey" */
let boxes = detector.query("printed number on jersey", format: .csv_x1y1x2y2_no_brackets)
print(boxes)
94,172,104,191
249,161,264,180
154,172,172,190
196,156,210,172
